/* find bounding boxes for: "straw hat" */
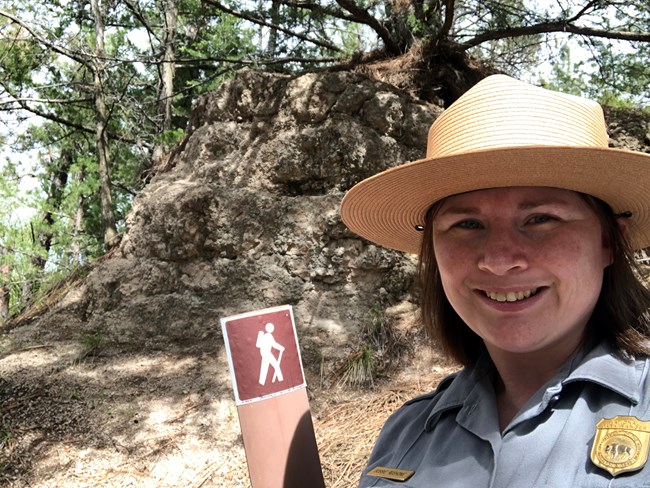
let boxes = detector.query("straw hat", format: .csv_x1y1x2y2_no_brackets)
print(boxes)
340,74,650,254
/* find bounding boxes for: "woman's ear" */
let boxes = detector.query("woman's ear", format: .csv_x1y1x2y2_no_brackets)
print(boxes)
601,216,627,267
602,215,629,267
616,215,629,236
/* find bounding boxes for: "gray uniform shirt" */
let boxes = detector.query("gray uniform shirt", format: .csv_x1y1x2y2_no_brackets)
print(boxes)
358,343,650,487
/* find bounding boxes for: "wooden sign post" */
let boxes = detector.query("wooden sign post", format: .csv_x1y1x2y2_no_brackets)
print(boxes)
221,305,325,488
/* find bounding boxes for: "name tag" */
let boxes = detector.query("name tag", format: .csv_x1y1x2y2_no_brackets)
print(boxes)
367,466,415,482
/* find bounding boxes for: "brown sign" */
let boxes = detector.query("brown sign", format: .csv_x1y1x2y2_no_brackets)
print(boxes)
221,305,305,405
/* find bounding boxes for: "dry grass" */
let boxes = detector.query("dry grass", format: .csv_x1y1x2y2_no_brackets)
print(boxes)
352,41,427,99
207,381,436,488
315,384,425,488
213,340,457,487
1,275,448,487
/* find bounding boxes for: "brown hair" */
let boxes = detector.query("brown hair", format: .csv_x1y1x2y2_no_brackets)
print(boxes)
418,193,650,367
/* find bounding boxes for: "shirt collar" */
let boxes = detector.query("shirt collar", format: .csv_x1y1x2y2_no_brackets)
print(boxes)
564,342,641,405
424,352,495,432
423,342,643,432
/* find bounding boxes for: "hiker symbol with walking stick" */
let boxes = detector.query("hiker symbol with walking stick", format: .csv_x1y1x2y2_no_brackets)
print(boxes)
256,322,285,385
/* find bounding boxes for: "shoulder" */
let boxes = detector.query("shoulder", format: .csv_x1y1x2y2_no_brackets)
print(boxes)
374,371,460,440
569,344,650,414
358,372,462,486
403,372,459,407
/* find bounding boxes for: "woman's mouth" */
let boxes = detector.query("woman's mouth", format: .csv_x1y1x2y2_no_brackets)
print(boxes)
484,288,540,303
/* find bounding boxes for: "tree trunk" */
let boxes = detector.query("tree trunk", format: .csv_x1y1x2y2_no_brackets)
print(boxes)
90,0,119,248
34,148,73,269
18,149,73,306
71,185,85,265
152,0,178,166
0,248,10,325
267,0,279,58
159,0,177,132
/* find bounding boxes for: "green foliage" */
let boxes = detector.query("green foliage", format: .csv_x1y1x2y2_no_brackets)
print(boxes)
0,0,265,316
76,327,106,362
0,418,14,480
155,128,186,148
0,428,13,450
338,304,398,388
0,166,36,313
585,42,650,107
339,345,376,387
365,303,389,349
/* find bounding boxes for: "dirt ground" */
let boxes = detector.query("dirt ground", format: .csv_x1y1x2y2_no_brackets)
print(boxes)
0,313,456,488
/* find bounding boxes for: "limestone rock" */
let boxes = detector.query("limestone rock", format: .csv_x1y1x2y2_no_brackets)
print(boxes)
42,70,440,376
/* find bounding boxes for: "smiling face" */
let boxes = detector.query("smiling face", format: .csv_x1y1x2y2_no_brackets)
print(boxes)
432,187,612,363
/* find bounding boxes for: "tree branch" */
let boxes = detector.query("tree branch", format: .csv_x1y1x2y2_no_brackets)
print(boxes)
567,0,601,23
0,10,91,67
282,0,353,20
0,97,94,105
174,55,338,67
461,21,650,50
0,80,140,146
122,0,160,44
0,10,141,68
334,0,401,54
202,0,342,53
438,0,455,39
286,0,402,53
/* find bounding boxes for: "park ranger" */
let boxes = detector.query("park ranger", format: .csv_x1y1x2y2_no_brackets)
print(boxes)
341,75,650,487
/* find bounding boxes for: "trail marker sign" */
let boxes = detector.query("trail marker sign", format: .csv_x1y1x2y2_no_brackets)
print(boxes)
222,305,305,405
221,305,324,488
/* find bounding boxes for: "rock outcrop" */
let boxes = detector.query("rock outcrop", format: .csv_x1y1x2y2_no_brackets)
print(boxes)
36,70,441,380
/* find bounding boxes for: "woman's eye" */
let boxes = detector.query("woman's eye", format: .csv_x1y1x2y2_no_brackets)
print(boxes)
455,220,483,230
528,214,556,225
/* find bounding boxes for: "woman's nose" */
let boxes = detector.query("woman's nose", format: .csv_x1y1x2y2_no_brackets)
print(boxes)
477,229,529,275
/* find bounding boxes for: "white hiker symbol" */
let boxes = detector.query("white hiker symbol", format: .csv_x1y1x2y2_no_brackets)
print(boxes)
256,322,285,386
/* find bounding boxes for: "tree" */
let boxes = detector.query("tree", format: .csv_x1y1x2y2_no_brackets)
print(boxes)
0,3,127,248
199,0,650,105
90,0,120,246
0,0,261,314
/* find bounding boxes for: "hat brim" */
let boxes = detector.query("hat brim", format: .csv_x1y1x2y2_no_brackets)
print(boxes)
340,146,650,254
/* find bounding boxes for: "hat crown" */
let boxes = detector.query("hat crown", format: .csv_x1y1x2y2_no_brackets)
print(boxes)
340,74,650,254
427,75,609,159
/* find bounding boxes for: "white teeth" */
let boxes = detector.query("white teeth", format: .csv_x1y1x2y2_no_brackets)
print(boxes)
486,288,537,302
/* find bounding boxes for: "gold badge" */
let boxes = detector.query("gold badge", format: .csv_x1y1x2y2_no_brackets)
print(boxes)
590,416,650,476
367,466,415,482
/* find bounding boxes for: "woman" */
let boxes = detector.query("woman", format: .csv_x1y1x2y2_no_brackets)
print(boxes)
340,75,650,487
